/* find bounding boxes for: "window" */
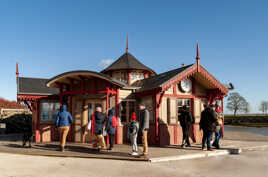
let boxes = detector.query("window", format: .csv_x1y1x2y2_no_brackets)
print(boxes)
130,72,136,80
128,101,135,118
120,101,127,122
177,99,191,116
137,73,144,79
114,72,121,81
121,72,128,83
120,100,136,123
40,102,60,121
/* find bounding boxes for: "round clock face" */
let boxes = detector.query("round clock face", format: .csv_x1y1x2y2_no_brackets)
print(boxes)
180,78,192,93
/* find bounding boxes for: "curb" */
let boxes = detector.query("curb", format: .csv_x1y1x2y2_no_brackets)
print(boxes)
149,148,242,163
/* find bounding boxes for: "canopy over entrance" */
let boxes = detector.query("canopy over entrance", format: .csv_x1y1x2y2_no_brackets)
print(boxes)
47,70,126,88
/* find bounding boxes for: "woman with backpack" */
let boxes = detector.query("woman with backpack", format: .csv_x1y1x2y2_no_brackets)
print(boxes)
105,108,117,151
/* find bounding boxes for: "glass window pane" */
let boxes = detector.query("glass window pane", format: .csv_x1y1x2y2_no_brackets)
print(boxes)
178,99,183,106
52,111,58,120
129,101,135,118
120,101,127,122
41,111,50,121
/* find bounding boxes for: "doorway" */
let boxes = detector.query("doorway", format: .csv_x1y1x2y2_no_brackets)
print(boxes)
81,99,102,143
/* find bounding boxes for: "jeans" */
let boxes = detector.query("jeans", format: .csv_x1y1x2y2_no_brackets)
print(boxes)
213,126,222,146
182,125,190,146
108,133,115,149
202,130,213,149
130,134,138,152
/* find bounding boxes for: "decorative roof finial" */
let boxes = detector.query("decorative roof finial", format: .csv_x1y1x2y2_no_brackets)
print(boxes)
16,62,19,77
196,43,200,61
126,34,128,53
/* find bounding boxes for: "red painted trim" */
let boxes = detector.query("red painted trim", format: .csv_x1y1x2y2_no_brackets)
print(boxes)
221,97,224,138
35,101,41,143
191,79,196,143
127,71,131,85
17,94,50,101
115,88,120,144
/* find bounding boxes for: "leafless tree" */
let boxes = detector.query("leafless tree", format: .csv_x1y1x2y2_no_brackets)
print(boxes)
259,101,268,114
226,92,247,116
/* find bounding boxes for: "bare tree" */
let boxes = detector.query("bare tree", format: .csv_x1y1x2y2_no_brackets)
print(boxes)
259,101,268,114
226,92,247,116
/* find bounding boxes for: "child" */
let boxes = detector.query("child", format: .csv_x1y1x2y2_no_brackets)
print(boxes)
128,112,139,156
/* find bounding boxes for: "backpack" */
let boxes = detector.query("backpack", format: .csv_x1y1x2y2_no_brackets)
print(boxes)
129,122,136,134
111,116,117,127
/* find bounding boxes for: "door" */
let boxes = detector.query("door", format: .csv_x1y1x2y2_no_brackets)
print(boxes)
81,99,102,143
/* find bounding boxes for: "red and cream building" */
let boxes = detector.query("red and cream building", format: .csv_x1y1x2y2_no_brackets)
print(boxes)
16,42,233,146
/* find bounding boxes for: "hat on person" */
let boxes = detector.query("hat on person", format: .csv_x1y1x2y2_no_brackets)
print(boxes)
131,112,136,120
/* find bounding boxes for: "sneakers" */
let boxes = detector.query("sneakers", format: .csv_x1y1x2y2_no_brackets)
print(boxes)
129,152,139,156
131,152,139,156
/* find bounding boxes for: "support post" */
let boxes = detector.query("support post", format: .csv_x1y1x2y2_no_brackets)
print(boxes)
115,88,120,144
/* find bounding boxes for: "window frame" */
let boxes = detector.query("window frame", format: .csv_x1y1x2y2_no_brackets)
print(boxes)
40,100,61,123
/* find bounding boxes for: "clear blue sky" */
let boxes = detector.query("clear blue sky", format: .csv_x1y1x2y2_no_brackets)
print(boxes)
1,0,268,113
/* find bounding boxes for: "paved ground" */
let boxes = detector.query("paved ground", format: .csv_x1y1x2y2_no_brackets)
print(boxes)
0,126,268,177
0,147,268,177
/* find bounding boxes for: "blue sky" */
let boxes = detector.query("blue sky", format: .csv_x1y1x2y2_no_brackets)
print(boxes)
1,0,268,113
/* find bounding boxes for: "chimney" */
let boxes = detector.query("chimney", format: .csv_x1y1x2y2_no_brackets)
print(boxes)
16,62,19,77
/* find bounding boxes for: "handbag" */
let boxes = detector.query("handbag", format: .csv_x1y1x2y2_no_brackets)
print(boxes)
87,120,91,131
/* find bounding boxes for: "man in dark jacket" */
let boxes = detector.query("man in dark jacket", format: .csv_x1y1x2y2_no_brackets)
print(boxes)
139,104,149,156
56,104,73,152
200,104,218,151
93,105,106,150
179,105,194,148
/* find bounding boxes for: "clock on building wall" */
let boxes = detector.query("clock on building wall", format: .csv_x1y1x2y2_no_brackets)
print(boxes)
179,78,192,93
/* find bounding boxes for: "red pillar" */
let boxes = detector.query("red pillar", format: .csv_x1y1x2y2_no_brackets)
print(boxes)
35,101,41,143
173,85,178,144
221,96,224,138
155,93,160,144
69,79,74,142
106,87,110,145
115,88,120,144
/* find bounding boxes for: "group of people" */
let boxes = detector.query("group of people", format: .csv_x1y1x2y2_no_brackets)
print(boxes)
55,102,223,155
55,103,150,156
179,103,223,151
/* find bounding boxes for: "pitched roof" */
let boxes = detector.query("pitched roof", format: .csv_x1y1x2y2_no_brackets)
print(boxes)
132,64,194,92
17,77,59,95
101,52,156,74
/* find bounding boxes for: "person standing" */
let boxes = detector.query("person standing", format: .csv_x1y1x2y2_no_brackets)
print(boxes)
179,105,194,148
139,104,149,156
212,104,223,149
128,112,139,156
56,104,73,152
105,108,117,151
92,105,106,151
200,104,218,151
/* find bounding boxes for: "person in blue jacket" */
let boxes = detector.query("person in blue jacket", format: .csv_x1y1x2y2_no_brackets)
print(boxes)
56,104,73,152
105,108,117,150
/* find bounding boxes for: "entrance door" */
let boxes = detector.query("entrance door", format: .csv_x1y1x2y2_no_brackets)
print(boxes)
81,99,102,143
